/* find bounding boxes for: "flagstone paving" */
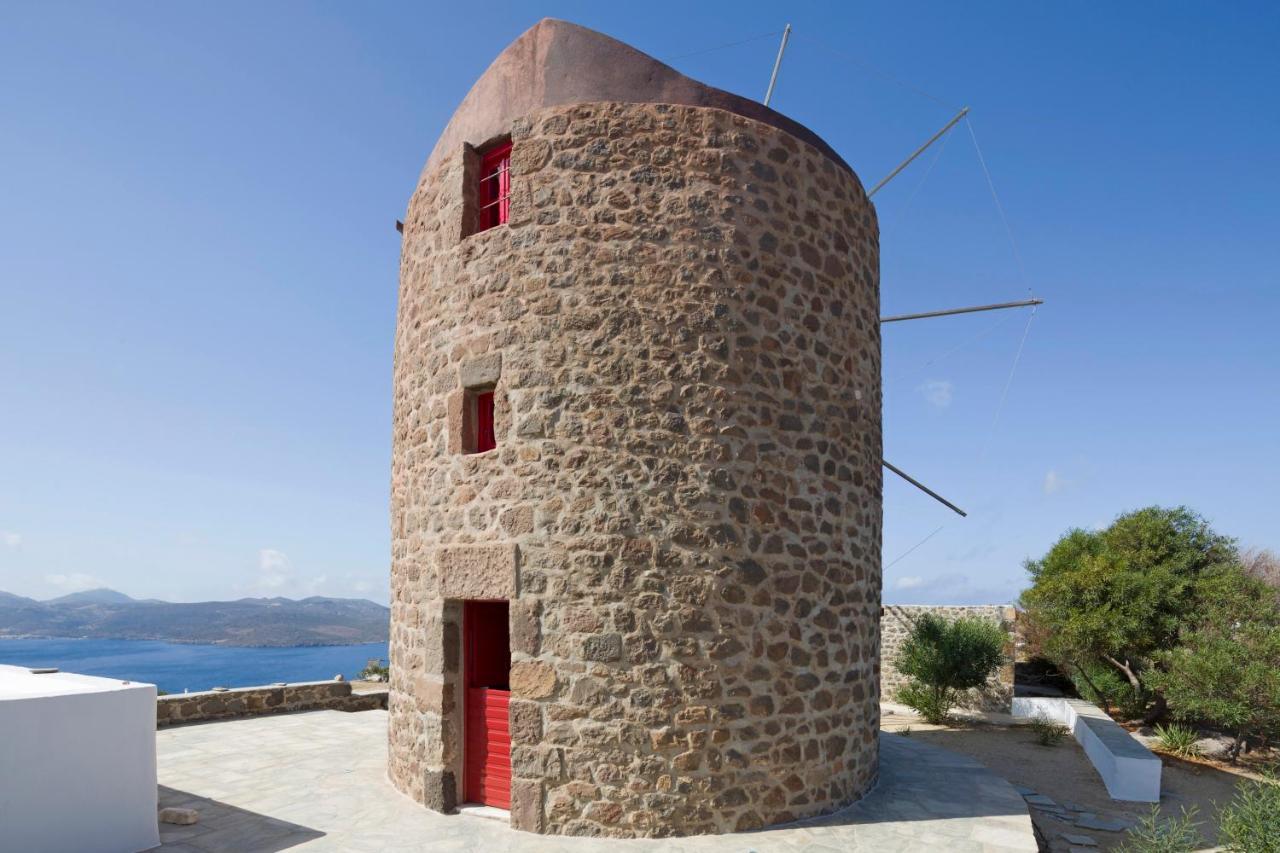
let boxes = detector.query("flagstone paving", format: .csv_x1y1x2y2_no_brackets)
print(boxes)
156,710,1037,852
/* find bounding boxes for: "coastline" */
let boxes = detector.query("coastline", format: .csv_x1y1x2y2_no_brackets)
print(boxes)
0,634,389,648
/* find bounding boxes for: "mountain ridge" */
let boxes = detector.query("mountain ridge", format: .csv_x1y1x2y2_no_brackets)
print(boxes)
0,588,389,647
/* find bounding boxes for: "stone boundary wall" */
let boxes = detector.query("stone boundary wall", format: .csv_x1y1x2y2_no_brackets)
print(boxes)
880,605,1018,712
156,680,388,727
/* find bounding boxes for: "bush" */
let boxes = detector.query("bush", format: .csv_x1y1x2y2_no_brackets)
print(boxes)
1147,570,1280,760
1115,805,1201,853
895,614,1006,724
358,659,390,682
897,681,950,724
1152,723,1201,758
1217,770,1280,853
1028,713,1069,747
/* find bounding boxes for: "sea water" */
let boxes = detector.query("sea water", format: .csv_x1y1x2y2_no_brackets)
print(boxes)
0,637,389,694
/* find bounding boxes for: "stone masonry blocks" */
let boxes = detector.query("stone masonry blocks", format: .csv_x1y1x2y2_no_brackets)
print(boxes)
388,100,882,838
435,544,519,600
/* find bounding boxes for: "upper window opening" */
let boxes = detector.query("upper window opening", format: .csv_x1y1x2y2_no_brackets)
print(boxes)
477,140,512,232
473,390,496,454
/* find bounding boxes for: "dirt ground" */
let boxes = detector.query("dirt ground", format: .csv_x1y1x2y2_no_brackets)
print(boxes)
882,711,1248,852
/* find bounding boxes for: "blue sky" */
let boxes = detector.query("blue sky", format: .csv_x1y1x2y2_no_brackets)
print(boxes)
1,3,1276,605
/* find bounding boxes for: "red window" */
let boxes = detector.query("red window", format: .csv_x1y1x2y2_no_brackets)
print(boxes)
474,391,495,453
477,140,511,232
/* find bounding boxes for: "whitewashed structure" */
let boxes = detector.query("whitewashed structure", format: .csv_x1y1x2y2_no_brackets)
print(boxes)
0,664,159,852
1013,696,1161,802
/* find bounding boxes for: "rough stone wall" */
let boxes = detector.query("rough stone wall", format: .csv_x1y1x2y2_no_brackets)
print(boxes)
156,680,387,726
389,101,881,837
880,605,1018,712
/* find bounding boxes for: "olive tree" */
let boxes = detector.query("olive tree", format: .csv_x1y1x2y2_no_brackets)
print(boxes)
1019,506,1237,719
895,613,1007,724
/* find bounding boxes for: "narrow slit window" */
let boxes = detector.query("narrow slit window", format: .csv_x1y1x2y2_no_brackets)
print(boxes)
473,391,495,453
477,140,511,232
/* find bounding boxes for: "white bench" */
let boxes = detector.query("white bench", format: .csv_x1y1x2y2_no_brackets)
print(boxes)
1012,696,1161,802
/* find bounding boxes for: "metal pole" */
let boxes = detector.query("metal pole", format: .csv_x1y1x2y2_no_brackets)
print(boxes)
868,106,970,198
763,24,792,107
881,298,1043,324
883,460,968,517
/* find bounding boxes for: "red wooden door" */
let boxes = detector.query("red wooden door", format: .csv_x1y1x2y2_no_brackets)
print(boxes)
463,600,511,808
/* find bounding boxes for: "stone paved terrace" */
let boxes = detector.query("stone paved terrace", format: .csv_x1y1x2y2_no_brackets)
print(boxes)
155,710,1036,852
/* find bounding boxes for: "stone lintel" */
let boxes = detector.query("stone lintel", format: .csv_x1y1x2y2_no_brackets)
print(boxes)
436,544,519,600
458,353,501,389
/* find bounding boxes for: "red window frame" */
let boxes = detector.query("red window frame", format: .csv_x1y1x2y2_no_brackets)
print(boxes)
474,391,495,453
477,141,511,232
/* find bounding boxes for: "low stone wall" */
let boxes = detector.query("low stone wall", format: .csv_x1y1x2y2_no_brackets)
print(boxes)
880,605,1018,712
156,680,388,727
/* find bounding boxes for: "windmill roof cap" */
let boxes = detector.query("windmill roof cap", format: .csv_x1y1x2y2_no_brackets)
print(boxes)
424,18,854,177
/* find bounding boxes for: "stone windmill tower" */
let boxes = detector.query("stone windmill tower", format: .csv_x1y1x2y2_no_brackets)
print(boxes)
388,18,882,837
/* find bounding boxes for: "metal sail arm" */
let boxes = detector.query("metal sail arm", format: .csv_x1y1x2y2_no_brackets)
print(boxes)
883,460,967,517
763,24,792,107
868,106,969,199
881,298,1043,324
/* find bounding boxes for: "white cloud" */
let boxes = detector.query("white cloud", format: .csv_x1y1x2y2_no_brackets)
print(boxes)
918,379,953,409
1043,469,1065,495
894,576,925,590
256,548,291,590
351,580,372,594
46,573,106,592
2,531,21,548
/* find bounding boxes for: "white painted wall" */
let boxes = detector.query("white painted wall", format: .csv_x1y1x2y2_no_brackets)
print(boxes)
1013,696,1161,802
0,665,160,853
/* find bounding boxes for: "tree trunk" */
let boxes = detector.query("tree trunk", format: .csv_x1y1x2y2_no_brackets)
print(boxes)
1067,661,1110,715
1101,654,1142,691
1140,692,1167,726
1229,730,1247,762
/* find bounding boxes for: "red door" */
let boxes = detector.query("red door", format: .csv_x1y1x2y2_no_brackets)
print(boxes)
463,600,511,808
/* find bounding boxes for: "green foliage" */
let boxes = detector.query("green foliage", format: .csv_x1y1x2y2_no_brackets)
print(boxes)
1115,805,1201,853
897,681,951,724
1020,506,1238,706
1217,770,1280,853
1069,660,1147,718
1147,571,1280,760
895,614,1006,724
358,659,390,681
1152,723,1202,758
1028,713,1068,747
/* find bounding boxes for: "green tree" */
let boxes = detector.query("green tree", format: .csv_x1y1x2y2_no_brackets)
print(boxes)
895,613,1007,724
1147,571,1280,760
1019,506,1237,718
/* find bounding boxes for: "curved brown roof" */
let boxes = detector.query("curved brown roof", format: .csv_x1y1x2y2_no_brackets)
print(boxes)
423,18,853,177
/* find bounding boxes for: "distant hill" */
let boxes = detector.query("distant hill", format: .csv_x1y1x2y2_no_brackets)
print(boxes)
45,588,136,606
0,588,389,647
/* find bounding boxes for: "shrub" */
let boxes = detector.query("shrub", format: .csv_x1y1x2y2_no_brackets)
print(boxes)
1217,770,1280,853
895,613,1006,724
1147,570,1280,760
358,659,390,681
1115,805,1201,853
897,681,950,724
1028,713,1069,747
1152,723,1202,758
